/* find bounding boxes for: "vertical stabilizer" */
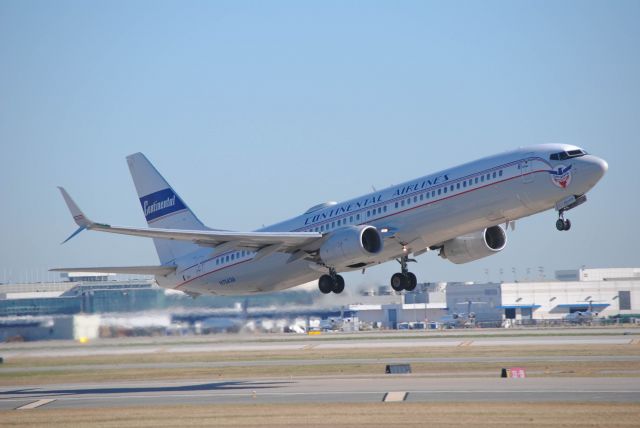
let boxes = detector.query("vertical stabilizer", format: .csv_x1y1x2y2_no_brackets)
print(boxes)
127,153,206,264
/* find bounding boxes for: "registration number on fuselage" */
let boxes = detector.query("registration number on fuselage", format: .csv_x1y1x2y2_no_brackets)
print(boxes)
219,277,236,286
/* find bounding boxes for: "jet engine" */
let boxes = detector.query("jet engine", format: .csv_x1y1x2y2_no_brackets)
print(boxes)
439,225,507,264
319,225,383,267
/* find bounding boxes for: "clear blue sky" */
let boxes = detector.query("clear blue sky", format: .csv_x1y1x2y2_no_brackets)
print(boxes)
1,1,638,286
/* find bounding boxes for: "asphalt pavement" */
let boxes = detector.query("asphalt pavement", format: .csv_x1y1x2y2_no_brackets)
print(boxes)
2,376,639,409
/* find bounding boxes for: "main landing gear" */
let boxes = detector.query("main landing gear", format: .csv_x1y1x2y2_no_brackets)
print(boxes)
390,255,418,292
556,211,572,231
318,268,345,294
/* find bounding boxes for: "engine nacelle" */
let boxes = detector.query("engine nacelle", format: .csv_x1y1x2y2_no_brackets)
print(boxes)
319,225,383,267
439,225,507,264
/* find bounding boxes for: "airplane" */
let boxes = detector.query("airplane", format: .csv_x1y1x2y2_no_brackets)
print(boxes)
564,299,603,324
453,300,488,327
53,144,608,297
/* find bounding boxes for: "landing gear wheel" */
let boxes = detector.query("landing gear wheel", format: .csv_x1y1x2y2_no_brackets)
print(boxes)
391,273,407,291
556,219,566,231
333,275,345,294
405,272,417,291
318,275,334,294
563,219,571,231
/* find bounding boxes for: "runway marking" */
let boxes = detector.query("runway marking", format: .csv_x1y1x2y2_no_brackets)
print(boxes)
301,344,317,350
458,340,473,347
383,391,408,402
3,389,640,406
15,399,55,410
630,339,640,345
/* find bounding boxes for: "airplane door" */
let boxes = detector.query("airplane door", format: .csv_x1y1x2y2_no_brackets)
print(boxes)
519,159,534,183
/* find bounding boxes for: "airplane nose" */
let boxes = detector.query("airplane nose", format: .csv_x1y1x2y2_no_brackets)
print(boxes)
586,156,608,181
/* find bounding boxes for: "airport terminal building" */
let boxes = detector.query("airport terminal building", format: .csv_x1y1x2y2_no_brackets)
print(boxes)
0,267,639,340
500,268,640,322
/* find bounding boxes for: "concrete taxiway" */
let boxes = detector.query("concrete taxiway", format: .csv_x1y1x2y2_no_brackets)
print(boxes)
2,376,639,410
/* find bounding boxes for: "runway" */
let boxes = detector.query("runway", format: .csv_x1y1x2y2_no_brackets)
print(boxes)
2,354,640,374
2,376,640,410
2,329,640,412
1,331,638,359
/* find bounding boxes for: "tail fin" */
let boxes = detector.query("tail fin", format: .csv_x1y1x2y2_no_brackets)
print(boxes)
127,153,206,265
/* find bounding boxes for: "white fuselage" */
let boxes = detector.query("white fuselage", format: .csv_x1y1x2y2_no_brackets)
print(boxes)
159,144,607,295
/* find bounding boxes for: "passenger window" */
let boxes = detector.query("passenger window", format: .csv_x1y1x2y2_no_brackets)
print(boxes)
350,216,353,222
332,221,335,227
395,202,398,208
431,191,435,197
438,189,441,195
401,200,405,206
357,214,360,220
383,206,387,212
499,170,503,177
493,172,497,179
481,176,485,182
378,207,382,214
226,256,229,262
413,196,417,203
463,181,467,188
456,183,460,190
443,187,447,194
475,177,479,184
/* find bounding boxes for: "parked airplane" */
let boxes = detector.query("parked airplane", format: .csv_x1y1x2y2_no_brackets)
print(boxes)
564,299,603,323
53,144,607,296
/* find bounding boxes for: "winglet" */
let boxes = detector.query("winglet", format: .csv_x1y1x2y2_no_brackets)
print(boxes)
58,187,93,243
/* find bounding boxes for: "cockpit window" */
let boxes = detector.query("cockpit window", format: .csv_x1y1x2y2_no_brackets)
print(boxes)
550,149,587,161
567,149,586,156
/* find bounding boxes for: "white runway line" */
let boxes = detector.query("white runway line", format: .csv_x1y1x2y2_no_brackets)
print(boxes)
15,399,55,410
383,391,407,402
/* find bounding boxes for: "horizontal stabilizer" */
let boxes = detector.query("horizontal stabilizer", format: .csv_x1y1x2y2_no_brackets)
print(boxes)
49,265,177,276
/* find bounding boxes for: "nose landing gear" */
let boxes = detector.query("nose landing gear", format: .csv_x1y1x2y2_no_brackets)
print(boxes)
554,194,587,232
556,212,572,231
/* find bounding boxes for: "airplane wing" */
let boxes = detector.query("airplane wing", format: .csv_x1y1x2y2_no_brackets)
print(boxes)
57,187,323,253
49,265,177,276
